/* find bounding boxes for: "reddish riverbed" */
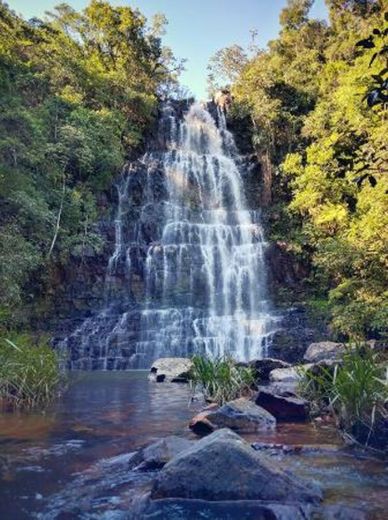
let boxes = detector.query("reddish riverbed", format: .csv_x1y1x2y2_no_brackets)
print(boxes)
0,372,386,518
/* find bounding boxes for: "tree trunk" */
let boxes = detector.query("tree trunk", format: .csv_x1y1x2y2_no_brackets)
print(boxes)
48,175,66,259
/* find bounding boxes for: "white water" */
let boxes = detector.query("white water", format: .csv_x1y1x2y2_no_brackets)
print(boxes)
61,102,278,369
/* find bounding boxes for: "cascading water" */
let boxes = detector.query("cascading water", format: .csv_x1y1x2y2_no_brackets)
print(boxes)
61,101,279,369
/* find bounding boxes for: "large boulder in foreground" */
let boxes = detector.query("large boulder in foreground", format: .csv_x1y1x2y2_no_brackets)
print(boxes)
142,499,366,520
255,387,310,422
189,398,276,435
152,429,322,503
149,358,193,383
303,342,345,363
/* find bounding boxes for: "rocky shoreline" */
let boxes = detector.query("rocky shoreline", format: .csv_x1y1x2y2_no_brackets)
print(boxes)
25,365,386,520
128,430,366,519
130,341,387,518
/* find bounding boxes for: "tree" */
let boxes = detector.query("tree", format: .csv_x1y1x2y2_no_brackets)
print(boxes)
207,45,248,94
228,0,387,338
279,0,313,30
0,1,178,330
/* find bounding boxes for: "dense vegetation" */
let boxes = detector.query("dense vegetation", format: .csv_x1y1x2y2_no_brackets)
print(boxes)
210,0,387,340
0,0,178,332
299,346,388,450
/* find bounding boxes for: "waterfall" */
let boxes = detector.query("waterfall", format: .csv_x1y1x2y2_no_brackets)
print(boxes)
61,101,279,369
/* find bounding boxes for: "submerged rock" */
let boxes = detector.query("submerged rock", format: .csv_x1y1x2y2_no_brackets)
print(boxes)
303,341,345,363
149,358,193,383
152,428,322,503
189,398,276,435
255,388,310,422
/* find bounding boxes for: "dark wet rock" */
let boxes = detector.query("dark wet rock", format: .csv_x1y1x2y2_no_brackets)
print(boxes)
130,436,194,471
149,358,193,383
189,410,218,435
304,342,345,363
266,241,301,287
140,499,366,520
255,388,310,422
151,428,322,502
189,398,276,435
269,306,328,364
243,358,291,383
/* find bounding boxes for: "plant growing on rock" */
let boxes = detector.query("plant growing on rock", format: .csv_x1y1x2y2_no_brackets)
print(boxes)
188,355,255,405
300,345,388,451
0,335,64,409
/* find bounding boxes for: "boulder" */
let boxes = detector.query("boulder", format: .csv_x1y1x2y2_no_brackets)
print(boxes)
189,398,276,435
152,429,322,503
269,366,304,383
140,500,366,520
267,382,300,397
303,342,345,363
189,410,217,436
149,358,193,383
130,436,194,470
247,358,291,382
255,388,310,422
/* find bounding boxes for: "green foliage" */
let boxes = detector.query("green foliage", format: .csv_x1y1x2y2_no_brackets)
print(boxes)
299,346,388,449
207,45,248,94
0,334,63,408
227,0,387,339
189,355,255,405
0,1,177,329
355,14,388,109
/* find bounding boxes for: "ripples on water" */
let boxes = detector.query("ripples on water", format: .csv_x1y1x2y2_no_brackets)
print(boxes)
0,372,387,519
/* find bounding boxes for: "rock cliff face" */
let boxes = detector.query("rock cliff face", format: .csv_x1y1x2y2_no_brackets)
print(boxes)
53,99,326,369
55,99,281,369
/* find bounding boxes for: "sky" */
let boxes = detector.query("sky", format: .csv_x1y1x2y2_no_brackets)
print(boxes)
8,0,329,99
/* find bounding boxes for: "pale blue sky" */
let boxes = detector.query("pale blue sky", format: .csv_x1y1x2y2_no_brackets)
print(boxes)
7,0,328,99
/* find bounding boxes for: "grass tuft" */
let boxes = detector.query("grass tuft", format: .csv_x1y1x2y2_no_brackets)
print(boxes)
299,345,388,450
0,334,64,409
189,355,254,405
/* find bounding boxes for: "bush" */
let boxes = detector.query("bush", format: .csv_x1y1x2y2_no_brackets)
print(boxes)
189,355,255,405
0,335,64,409
300,346,388,451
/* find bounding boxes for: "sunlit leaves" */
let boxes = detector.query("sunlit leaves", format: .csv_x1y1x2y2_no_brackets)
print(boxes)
230,1,387,338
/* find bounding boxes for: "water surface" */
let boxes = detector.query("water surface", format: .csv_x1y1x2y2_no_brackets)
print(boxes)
0,372,387,519
0,371,192,518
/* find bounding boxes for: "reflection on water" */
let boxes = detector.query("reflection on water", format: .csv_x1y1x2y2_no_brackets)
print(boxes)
0,372,387,519
0,371,193,519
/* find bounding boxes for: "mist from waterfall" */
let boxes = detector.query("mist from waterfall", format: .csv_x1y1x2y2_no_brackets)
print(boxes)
61,101,279,369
